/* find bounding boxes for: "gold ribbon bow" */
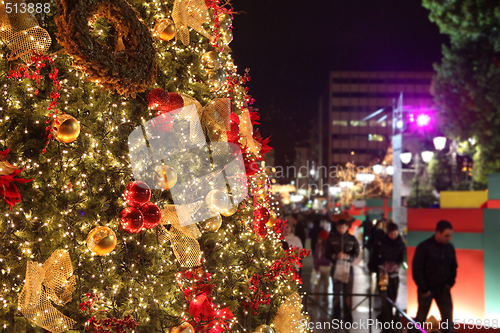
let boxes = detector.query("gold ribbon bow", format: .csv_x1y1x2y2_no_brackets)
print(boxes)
272,292,308,333
186,97,231,150
201,98,231,143
158,203,203,267
172,0,210,46
0,0,51,62
239,109,262,156
18,250,76,333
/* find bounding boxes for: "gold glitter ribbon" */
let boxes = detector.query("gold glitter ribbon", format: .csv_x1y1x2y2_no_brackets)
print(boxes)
239,109,262,155
172,0,210,46
0,0,51,62
158,203,203,267
18,250,76,333
201,98,231,143
185,97,232,151
273,292,308,333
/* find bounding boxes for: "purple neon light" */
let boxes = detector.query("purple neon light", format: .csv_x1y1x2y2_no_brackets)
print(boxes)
416,114,430,127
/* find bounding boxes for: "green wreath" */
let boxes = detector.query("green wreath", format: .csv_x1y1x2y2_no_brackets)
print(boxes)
55,0,157,97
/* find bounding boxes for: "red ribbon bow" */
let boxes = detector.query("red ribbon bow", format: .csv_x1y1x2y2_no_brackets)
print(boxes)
0,147,33,210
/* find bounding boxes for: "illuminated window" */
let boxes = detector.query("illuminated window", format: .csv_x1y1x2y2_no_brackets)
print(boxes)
379,121,386,127
369,120,378,127
350,120,367,127
368,134,384,142
332,120,348,126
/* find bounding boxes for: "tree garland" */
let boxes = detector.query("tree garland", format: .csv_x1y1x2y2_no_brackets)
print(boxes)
55,0,157,97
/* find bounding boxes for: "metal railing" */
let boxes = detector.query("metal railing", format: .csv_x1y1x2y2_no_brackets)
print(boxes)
301,267,425,333
303,291,380,333
385,297,426,333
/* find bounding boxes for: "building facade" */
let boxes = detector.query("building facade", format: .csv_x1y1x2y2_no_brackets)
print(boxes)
328,71,434,168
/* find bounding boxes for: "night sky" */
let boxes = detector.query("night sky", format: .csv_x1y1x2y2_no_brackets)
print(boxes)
229,0,449,168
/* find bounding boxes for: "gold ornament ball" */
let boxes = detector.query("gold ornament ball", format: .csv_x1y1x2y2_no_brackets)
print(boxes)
266,211,277,227
53,114,80,143
221,30,233,44
87,226,117,256
154,18,176,41
153,164,177,190
201,51,221,70
221,195,237,217
216,68,227,84
209,35,224,51
207,70,222,91
218,13,232,31
205,189,229,213
169,322,195,333
254,325,274,333
201,214,222,233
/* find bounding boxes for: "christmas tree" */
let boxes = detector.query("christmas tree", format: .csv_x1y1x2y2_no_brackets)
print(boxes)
0,0,308,332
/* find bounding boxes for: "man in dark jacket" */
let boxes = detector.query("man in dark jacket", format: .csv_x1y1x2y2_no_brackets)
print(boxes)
412,220,457,333
377,223,406,302
367,219,387,273
326,219,360,322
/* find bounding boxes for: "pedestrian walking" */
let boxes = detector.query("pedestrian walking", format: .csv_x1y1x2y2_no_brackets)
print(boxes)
313,229,331,305
284,220,303,250
326,219,360,322
290,213,306,249
412,220,457,333
309,218,323,255
367,219,387,274
377,222,406,303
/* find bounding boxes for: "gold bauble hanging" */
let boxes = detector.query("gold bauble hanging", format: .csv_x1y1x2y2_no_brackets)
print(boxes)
221,195,237,217
267,211,277,227
209,35,224,52
216,68,227,84
221,30,233,44
52,114,80,143
169,322,195,333
153,164,178,190
87,226,117,256
200,214,222,233
254,325,274,333
205,189,229,213
154,18,176,41
218,13,232,31
207,70,222,91
201,51,221,70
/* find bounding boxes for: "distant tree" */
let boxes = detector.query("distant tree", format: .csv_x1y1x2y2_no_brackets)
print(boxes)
422,0,500,184
428,151,453,192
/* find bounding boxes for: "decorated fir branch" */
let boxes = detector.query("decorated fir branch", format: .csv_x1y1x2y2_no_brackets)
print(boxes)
0,0,308,333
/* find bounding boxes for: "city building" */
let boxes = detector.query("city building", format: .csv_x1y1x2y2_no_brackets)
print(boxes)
328,71,434,168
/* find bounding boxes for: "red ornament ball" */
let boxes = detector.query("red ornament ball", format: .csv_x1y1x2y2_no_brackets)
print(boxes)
124,181,151,207
253,207,270,224
162,93,184,114
150,112,174,133
257,222,267,238
120,207,144,233
141,202,162,229
148,88,170,111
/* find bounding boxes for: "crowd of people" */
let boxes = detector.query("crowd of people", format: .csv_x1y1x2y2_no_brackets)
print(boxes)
281,209,406,323
281,209,458,332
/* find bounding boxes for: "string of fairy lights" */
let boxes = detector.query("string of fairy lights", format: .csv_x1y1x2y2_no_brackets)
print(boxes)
0,1,304,332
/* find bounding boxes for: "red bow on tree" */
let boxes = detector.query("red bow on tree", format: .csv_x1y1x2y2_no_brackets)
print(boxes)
180,270,234,333
0,147,33,210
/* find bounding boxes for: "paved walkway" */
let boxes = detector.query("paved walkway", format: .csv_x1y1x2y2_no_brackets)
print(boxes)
299,240,408,332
